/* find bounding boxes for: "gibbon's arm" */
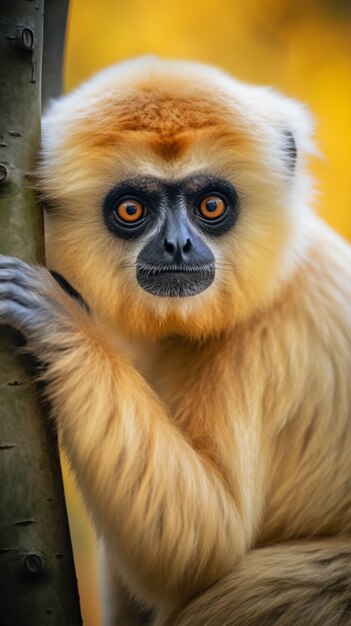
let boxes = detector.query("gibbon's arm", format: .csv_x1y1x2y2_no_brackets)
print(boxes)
0,256,255,606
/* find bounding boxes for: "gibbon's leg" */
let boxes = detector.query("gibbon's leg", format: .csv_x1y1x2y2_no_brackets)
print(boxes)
171,539,351,626
0,256,256,608
99,543,155,626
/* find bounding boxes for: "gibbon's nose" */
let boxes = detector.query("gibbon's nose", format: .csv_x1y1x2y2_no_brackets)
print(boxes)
136,209,215,271
163,235,192,260
160,211,195,264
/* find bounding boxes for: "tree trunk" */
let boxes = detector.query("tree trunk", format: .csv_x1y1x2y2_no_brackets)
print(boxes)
0,1,82,624
42,0,70,108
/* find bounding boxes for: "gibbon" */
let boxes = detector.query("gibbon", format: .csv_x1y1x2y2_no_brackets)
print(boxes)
0,57,350,626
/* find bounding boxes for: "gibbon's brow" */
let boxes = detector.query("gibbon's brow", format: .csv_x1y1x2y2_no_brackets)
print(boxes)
108,175,236,200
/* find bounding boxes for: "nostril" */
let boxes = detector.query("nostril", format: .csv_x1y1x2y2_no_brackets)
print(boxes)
182,238,192,253
164,238,175,254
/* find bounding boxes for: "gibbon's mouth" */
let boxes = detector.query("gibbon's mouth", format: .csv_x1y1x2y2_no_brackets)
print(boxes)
136,263,215,297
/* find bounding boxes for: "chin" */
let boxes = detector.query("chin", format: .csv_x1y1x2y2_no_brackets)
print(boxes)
106,279,229,341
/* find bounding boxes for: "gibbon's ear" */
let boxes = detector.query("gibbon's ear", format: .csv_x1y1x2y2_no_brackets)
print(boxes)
274,93,318,172
50,271,90,312
283,130,297,171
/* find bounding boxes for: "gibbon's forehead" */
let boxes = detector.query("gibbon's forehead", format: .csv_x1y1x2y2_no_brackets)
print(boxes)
59,68,250,162
41,59,314,205
93,91,241,160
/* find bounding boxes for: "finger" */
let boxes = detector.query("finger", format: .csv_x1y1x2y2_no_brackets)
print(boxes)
0,255,33,272
0,281,44,308
0,300,28,327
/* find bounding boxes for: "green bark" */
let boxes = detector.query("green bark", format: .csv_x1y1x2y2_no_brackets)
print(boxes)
0,1,82,624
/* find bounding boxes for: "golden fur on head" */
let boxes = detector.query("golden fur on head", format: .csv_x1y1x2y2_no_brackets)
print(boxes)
39,57,314,339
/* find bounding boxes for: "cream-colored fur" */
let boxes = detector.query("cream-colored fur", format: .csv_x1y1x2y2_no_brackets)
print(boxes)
35,58,351,624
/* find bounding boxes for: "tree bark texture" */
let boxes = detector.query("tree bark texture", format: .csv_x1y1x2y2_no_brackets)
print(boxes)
0,1,82,624
42,0,70,109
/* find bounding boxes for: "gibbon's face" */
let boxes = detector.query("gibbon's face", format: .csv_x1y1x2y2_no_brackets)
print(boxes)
39,58,314,339
103,174,237,297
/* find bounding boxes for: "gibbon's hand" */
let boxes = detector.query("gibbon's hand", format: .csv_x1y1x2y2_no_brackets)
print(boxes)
0,255,85,343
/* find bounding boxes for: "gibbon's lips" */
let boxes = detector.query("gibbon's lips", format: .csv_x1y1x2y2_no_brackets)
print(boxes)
136,263,215,297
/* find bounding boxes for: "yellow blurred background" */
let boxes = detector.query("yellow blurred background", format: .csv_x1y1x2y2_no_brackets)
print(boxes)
62,0,351,624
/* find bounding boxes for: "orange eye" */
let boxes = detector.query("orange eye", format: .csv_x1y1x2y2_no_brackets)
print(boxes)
199,196,226,220
116,199,144,223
